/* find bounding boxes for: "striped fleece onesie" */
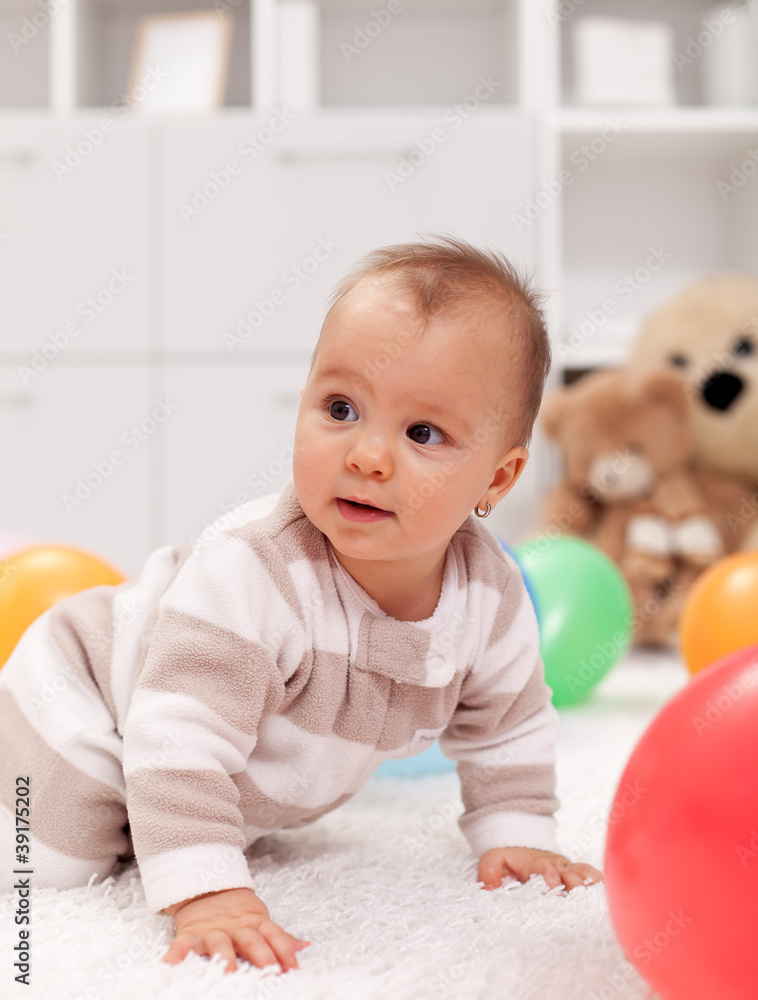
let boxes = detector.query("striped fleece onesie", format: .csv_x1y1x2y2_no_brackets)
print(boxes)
0,483,561,914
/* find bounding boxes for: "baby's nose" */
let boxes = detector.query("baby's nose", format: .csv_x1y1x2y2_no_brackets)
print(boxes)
347,430,394,477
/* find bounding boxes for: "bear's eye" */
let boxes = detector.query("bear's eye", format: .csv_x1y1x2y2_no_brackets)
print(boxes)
732,336,755,358
668,354,689,368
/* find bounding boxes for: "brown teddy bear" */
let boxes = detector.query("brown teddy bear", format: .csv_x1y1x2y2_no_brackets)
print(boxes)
628,273,758,551
539,368,740,645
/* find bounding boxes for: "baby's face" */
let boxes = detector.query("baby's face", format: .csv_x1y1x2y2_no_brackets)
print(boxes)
293,278,525,578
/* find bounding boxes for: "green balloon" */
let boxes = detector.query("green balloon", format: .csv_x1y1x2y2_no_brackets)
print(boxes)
514,535,633,707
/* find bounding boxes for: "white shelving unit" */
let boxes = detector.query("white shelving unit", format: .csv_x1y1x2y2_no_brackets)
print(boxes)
537,0,758,378
1,0,757,573
0,0,521,111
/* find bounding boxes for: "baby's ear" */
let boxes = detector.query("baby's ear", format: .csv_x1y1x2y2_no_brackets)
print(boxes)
539,392,568,442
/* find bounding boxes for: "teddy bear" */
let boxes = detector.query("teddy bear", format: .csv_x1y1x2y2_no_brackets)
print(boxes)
538,368,743,645
627,273,758,551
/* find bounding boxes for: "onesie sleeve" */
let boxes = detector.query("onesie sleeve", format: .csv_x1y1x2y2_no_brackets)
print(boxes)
122,531,302,914
438,554,561,857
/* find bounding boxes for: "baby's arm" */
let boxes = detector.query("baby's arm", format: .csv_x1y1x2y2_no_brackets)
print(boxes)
121,536,315,963
161,887,310,974
478,847,603,893
441,549,598,890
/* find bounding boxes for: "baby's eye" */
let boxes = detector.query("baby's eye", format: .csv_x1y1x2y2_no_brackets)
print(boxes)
328,398,358,422
407,423,444,446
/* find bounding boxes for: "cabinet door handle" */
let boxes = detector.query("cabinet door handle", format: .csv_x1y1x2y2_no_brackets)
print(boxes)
0,390,34,406
275,145,410,161
0,146,37,165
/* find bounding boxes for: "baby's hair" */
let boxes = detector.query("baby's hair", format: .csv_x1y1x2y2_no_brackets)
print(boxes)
321,234,551,448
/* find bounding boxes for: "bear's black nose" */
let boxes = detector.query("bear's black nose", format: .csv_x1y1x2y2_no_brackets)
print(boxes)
701,371,744,411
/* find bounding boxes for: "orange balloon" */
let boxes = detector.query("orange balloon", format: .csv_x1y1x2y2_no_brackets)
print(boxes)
679,551,758,675
0,545,126,668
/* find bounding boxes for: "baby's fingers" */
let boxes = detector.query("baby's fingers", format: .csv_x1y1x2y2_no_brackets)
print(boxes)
203,929,240,973
162,930,218,968
572,862,604,886
163,929,242,974
542,865,583,891
240,918,309,973
478,849,509,889
543,862,604,892
230,925,282,973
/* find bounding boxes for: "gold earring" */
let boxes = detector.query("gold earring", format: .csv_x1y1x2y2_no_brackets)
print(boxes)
474,502,491,518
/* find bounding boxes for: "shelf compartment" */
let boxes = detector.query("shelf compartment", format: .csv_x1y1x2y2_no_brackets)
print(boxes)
316,0,518,108
556,0,758,110
0,0,50,107
76,0,252,110
557,139,758,369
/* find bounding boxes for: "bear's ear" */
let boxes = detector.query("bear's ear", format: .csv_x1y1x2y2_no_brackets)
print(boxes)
539,391,568,441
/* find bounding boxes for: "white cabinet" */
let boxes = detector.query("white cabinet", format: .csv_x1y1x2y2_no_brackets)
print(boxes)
0,120,149,353
0,366,153,577
162,113,533,354
162,363,309,545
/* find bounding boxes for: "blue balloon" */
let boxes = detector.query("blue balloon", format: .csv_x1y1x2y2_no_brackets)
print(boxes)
374,740,455,778
498,537,541,625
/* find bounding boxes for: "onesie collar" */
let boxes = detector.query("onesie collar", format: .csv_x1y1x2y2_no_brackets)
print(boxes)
328,544,458,631
329,546,461,688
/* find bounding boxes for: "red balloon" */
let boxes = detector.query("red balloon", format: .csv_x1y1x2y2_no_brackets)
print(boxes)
605,644,758,1000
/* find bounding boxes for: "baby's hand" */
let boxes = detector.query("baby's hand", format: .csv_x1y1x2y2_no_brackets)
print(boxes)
161,887,310,975
478,847,603,893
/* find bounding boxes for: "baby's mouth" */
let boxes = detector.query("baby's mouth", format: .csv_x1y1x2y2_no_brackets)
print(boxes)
345,499,382,511
336,497,394,520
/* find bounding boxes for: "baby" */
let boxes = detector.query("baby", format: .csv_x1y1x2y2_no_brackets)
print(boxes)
0,235,602,976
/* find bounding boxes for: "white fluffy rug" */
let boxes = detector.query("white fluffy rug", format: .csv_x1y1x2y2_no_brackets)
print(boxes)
1,650,686,1000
